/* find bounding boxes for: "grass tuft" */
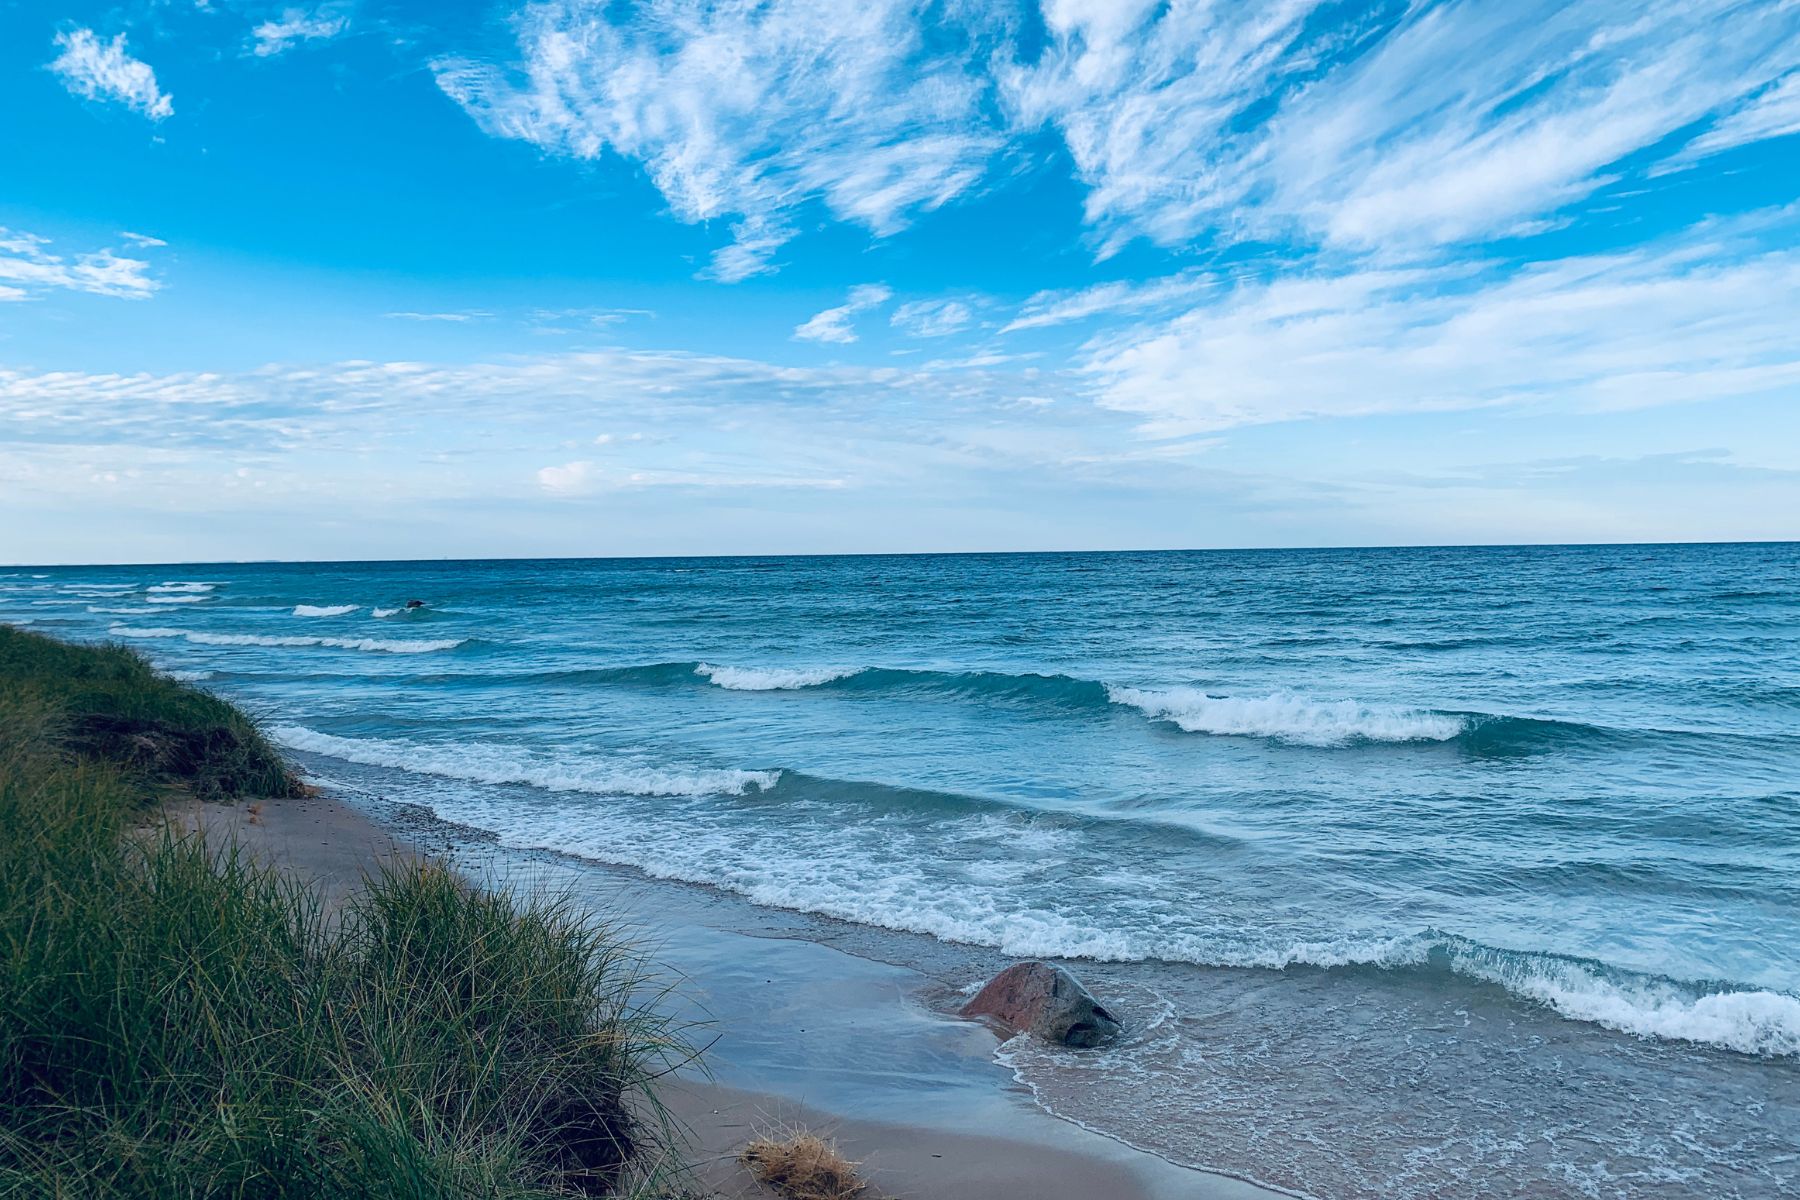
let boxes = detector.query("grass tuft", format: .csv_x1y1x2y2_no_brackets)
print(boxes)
739,1130,866,1200
0,625,692,1198
0,624,302,801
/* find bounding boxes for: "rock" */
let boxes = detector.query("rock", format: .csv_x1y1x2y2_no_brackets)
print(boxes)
404,599,425,609
960,961,1121,1047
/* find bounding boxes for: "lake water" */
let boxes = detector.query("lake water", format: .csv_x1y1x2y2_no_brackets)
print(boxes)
6,543,1797,1197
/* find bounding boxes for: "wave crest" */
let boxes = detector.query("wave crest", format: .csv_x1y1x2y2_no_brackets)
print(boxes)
1106,686,1466,745
696,662,862,690
294,604,358,617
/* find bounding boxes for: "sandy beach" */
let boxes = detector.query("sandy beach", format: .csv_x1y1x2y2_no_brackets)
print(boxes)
177,785,1282,1200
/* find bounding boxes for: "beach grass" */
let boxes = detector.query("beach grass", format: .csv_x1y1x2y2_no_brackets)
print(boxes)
0,626,689,1198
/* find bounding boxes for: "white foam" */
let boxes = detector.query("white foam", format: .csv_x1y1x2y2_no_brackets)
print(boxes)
696,662,861,690
294,604,358,617
64,583,137,591
88,605,157,615
1447,945,1800,1058
271,725,778,798
146,595,209,605
1107,686,1464,745
147,582,215,593
107,625,463,654
166,669,215,682
371,607,402,618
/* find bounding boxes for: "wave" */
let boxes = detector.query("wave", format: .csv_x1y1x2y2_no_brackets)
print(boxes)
273,724,777,797
107,625,464,654
294,604,358,617
87,605,158,615
63,583,138,591
493,660,1610,752
146,595,209,605
372,606,401,618
1107,686,1466,745
354,749,1797,1058
696,662,861,690
147,582,215,594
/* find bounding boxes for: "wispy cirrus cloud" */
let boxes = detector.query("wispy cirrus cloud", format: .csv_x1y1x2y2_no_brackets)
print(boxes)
1002,0,1800,258
250,7,351,57
891,299,974,338
433,0,1006,281
384,310,492,322
1084,212,1800,436
49,28,173,121
437,1,1800,273
1002,272,1221,333
0,228,161,302
794,284,893,344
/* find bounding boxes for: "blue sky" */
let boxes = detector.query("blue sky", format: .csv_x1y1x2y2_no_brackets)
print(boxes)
3,0,1799,563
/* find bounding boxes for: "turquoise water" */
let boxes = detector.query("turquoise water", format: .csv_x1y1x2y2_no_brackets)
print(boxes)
6,543,1798,1196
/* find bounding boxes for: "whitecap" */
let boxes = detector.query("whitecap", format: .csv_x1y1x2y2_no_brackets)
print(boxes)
147,582,216,593
696,662,861,690
294,604,359,617
1106,686,1464,745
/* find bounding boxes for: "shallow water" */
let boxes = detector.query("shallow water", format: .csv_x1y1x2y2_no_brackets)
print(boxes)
7,543,1798,1197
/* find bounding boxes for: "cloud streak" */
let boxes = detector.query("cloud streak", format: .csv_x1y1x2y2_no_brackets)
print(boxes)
794,284,893,344
251,7,350,57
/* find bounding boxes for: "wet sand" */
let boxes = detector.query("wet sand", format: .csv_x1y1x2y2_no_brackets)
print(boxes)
179,787,1282,1199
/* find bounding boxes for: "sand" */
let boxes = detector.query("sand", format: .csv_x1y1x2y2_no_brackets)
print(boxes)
178,788,1281,1200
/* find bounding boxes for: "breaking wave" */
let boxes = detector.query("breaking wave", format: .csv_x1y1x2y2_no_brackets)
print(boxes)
696,662,862,690
294,604,358,617
1106,685,1466,745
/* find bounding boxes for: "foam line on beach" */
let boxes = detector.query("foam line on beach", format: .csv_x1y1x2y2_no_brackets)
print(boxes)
273,724,778,797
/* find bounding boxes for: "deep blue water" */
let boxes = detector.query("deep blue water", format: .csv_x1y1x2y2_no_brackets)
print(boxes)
6,543,1798,1197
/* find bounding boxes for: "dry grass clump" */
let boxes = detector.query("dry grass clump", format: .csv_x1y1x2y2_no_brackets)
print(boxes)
738,1130,866,1200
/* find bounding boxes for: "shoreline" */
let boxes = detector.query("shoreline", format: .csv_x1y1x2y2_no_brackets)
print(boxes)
189,782,1284,1199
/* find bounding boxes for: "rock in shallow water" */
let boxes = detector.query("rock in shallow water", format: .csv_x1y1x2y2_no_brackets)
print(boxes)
961,961,1121,1048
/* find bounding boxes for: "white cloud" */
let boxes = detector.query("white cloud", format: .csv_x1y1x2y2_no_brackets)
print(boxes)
1003,272,1222,333
1004,0,1800,258
1671,70,1800,165
120,231,167,248
49,28,173,121
536,460,595,493
891,299,974,338
433,0,1004,280
1084,215,1800,436
384,310,491,322
251,8,349,57
794,283,893,344
0,227,160,301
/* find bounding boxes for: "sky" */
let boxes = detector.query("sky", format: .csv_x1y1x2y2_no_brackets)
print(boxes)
3,0,1799,564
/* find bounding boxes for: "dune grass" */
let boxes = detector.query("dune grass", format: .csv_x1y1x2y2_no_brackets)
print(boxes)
0,626,690,1198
